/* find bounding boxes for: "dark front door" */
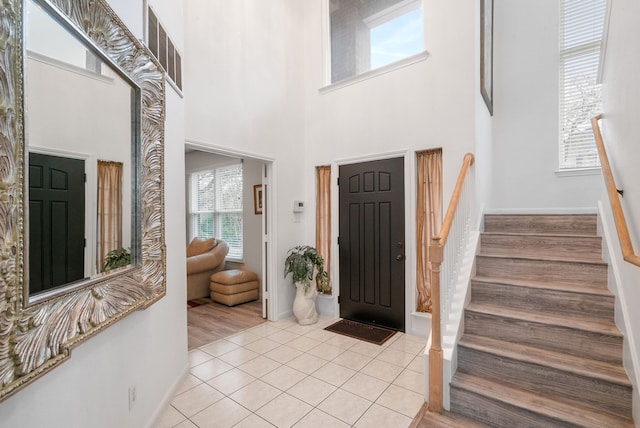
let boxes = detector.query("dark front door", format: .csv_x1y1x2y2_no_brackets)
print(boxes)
29,153,86,295
339,157,405,331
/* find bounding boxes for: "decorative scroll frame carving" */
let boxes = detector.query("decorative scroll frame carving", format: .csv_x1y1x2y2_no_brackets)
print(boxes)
0,0,166,401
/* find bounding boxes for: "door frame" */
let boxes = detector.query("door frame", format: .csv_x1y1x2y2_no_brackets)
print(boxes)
27,146,95,282
331,150,416,333
184,140,277,321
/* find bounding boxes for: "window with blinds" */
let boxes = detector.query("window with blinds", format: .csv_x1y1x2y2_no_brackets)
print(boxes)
188,164,243,260
559,0,606,170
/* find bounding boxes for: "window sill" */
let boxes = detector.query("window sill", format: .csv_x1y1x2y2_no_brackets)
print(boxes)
28,50,114,84
166,76,184,98
555,167,602,177
319,50,429,95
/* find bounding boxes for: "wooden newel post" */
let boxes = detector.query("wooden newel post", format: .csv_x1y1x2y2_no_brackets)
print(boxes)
428,238,444,413
424,152,474,414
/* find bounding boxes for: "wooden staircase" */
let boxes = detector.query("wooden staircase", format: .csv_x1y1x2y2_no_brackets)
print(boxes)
448,214,635,427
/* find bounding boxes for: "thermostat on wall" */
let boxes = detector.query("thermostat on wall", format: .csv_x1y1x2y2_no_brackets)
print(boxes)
293,200,305,212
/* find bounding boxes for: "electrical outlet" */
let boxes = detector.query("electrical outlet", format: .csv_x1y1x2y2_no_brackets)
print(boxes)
128,386,137,411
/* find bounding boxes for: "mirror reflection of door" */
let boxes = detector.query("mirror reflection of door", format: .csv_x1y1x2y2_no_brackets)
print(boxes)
29,153,86,295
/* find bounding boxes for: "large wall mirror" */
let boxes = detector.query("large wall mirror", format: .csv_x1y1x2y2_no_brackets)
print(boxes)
0,0,165,401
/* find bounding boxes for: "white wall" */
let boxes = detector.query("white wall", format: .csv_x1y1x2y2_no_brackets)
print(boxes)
184,0,481,330
599,0,640,421
183,0,307,319
0,1,187,427
491,0,601,211
600,0,640,246
474,0,494,216
182,0,481,325
303,0,476,181
301,0,477,330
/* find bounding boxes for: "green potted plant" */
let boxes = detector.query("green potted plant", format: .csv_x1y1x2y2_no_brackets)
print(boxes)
103,247,131,272
284,245,328,325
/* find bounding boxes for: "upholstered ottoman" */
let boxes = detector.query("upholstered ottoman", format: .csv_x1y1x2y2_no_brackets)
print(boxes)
210,269,259,306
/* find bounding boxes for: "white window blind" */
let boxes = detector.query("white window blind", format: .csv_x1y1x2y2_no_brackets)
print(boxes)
559,0,606,170
189,163,243,260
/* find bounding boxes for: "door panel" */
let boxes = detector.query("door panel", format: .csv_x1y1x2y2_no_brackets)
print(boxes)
339,157,405,331
29,153,85,295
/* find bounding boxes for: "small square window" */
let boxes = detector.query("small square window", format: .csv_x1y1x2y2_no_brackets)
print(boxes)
330,0,424,83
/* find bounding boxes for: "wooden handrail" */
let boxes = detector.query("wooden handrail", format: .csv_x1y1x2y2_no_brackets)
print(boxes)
427,152,475,414
437,153,475,247
591,115,640,267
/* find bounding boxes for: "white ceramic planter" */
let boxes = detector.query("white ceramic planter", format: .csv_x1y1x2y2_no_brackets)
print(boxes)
292,282,318,325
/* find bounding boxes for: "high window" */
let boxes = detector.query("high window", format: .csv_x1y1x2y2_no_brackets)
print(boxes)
26,0,103,74
330,0,424,83
559,0,607,170
188,164,243,260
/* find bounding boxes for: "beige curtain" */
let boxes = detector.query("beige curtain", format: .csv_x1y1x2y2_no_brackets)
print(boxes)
97,160,123,272
315,165,332,293
416,149,442,312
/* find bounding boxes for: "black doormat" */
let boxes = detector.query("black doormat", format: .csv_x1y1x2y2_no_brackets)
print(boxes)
324,319,396,345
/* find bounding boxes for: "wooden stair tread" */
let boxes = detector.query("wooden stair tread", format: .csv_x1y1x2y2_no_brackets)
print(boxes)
483,214,598,236
480,232,603,259
478,252,607,266
482,231,600,239
466,302,622,336
472,275,614,297
458,334,631,387
451,372,635,428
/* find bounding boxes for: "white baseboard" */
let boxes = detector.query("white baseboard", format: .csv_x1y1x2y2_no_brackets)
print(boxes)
145,363,189,428
317,293,338,318
597,201,640,425
410,311,431,339
278,309,294,321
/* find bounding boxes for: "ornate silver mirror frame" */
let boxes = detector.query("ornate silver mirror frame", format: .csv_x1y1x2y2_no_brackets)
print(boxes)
0,0,165,400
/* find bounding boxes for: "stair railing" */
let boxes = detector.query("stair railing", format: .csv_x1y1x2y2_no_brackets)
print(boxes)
591,115,640,267
428,152,475,413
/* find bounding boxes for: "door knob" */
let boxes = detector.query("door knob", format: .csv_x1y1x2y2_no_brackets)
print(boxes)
395,254,405,261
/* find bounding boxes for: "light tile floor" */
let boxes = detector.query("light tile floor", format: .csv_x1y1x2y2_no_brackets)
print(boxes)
157,316,426,428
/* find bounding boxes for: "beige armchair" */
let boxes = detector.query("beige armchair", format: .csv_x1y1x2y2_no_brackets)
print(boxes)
186,237,229,300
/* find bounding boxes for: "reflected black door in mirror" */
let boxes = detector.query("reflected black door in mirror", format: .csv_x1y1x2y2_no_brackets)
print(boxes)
29,153,85,295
